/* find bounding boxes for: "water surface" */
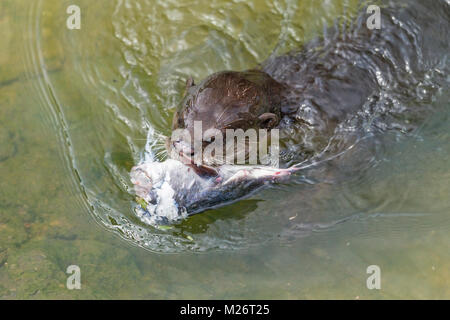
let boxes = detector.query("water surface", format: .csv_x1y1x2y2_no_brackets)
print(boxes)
0,0,449,298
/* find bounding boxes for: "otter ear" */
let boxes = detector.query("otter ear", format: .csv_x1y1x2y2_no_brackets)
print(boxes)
182,77,195,98
258,113,279,128
186,76,195,88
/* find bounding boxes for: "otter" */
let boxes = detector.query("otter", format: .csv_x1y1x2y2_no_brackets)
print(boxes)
169,70,284,173
132,0,448,222
168,0,448,173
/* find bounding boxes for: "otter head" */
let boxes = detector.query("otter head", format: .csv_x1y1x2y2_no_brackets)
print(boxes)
169,70,283,170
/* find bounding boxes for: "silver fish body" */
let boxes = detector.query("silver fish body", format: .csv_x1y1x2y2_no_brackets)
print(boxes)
130,159,295,224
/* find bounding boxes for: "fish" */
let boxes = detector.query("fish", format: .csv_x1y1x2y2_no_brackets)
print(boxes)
130,159,298,224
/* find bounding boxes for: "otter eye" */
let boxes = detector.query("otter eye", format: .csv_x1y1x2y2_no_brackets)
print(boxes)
261,118,272,127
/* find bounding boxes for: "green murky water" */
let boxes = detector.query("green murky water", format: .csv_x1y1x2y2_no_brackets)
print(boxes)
0,0,449,298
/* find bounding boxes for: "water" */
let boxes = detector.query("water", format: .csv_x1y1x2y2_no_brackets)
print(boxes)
0,0,449,298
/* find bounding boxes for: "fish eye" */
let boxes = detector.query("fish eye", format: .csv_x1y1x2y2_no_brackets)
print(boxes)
203,135,216,145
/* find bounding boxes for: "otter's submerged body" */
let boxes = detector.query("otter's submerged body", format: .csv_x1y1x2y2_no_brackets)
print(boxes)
262,0,449,164
132,0,449,224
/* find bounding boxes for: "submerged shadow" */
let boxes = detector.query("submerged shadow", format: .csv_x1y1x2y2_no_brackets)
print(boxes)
174,199,262,235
